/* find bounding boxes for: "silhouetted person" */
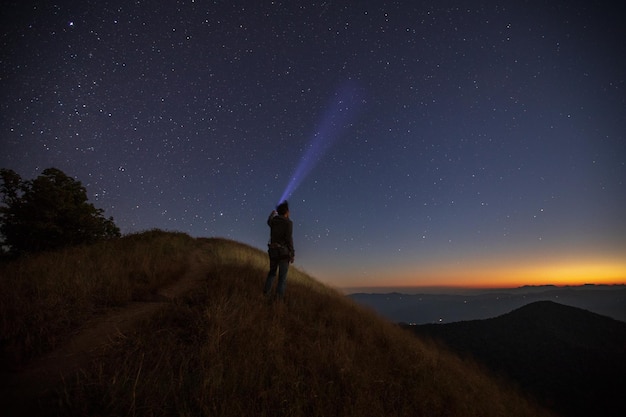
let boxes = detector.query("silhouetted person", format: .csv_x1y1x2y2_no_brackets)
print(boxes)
264,201,294,300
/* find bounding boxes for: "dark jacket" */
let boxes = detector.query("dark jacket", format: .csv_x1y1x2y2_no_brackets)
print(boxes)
268,213,294,259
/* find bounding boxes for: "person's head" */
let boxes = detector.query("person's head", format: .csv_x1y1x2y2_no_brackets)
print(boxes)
276,201,289,216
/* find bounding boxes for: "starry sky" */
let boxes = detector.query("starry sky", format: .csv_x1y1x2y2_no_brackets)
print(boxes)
2,1,625,290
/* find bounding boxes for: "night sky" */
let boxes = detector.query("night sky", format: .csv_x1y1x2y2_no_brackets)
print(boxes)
2,1,625,289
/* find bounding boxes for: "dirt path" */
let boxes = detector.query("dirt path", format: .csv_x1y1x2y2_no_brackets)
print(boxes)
0,248,210,417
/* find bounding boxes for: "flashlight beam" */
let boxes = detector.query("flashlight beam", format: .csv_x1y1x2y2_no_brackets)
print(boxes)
279,82,362,204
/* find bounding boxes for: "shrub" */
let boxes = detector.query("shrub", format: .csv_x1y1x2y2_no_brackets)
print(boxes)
0,167,120,256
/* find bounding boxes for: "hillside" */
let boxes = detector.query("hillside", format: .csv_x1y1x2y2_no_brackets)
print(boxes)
407,301,626,417
0,231,553,416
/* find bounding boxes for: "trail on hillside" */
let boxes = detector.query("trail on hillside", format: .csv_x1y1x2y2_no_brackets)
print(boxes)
0,247,211,417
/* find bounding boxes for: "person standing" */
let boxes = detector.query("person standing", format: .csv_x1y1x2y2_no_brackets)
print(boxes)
263,201,294,300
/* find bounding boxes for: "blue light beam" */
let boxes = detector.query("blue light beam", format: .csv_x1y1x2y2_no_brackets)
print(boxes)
278,82,363,204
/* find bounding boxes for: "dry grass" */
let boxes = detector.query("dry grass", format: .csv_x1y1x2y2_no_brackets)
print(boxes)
1,231,552,416
0,230,196,366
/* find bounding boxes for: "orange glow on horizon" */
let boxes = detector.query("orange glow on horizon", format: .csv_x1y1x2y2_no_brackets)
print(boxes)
427,262,626,288
329,257,626,289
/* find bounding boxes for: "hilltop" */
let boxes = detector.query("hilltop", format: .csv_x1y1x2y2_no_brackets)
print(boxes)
407,301,626,417
0,231,552,416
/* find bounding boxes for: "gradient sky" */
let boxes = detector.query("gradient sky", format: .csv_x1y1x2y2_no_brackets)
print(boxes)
2,1,625,290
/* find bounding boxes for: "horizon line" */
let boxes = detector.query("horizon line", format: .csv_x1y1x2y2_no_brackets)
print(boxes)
339,282,626,294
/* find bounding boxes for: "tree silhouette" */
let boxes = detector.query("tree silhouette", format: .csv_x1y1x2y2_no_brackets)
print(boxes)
0,168,120,255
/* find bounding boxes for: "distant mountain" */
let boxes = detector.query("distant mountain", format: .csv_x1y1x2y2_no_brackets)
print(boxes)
406,301,626,417
349,285,626,324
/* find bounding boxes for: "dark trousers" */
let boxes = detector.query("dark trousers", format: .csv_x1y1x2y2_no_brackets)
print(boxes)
264,257,290,299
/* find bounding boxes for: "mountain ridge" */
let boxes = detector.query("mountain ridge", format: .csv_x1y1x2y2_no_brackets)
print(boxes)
349,286,626,324
407,300,626,417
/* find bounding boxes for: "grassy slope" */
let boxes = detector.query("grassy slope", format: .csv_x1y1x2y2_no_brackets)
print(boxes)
1,232,553,416
0,230,197,367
